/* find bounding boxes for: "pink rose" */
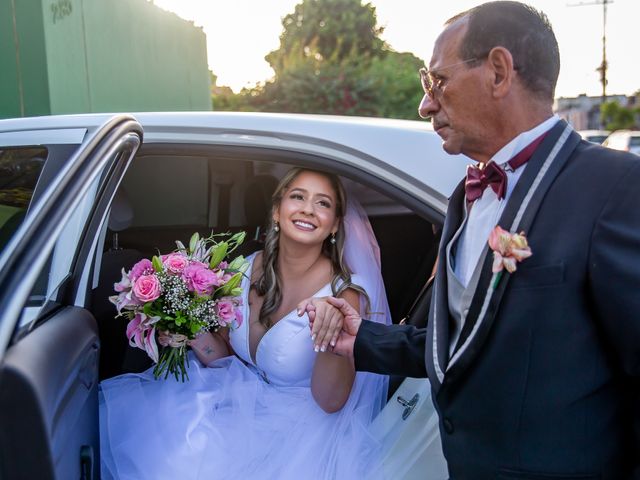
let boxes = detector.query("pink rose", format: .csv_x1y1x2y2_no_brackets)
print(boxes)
216,299,237,326
130,259,154,282
132,274,162,302
182,264,219,296
161,252,189,274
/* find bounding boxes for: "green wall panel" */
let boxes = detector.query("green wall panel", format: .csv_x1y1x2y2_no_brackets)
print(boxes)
78,0,211,112
0,0,50,118
0,0,22,117
0,0,210,118
43,0,91,113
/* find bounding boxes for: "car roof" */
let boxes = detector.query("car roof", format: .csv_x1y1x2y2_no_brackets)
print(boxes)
607,130,640,136
0,112,471,199
578,129,610,136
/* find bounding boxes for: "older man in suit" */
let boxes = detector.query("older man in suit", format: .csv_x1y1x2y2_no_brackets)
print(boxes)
303,1,640,478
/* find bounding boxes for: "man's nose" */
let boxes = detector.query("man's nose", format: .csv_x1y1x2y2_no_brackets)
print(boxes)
418,93,438,119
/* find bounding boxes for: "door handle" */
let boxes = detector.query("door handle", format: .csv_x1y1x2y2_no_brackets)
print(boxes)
396,393,420,420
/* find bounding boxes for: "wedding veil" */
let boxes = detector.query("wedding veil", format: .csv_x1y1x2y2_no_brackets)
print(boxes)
338,190,392,422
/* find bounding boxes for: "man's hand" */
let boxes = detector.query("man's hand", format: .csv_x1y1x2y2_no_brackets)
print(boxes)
297,296,363,358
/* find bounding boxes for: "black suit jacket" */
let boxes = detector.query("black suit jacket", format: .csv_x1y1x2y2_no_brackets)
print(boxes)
355,121,640,479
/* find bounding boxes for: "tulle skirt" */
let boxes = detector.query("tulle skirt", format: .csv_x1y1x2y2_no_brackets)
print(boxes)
100,353,386,480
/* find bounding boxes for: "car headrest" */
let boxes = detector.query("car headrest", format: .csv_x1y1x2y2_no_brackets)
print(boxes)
108,189,134,232
244,175,279,226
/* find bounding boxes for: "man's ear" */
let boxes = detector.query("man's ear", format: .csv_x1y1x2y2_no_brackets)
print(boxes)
487,46,514,98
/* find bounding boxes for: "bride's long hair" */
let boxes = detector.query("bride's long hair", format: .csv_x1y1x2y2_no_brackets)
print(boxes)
253,168,369,328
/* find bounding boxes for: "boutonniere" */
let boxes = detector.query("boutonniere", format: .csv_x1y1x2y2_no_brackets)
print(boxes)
488,226,532,287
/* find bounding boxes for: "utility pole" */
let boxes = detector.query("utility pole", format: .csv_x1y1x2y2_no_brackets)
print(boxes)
568,0,613,128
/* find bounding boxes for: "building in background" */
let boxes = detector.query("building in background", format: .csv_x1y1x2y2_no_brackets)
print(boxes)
1,0,211,118
554,93,635,130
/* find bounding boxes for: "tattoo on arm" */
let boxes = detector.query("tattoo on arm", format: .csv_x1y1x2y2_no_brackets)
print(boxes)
203,346,214,356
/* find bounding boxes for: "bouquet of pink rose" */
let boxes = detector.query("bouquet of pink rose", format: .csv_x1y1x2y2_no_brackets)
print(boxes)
110,231,249,381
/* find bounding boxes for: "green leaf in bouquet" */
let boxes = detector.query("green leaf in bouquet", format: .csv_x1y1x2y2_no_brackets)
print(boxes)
189,232,200,254
143,301,163,320
218,272,243,296
152,255,163,273
143,302,154,316
190,323,203,335
227,231,246,254
228,255,249,274
230,287,242,297
209,242,228,269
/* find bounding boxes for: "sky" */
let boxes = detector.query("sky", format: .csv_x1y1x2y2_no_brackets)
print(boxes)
152,0,639,99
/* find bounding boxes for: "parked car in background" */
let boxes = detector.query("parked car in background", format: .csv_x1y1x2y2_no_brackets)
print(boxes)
602,130,640,155
0,112,471,479
577,129,610,144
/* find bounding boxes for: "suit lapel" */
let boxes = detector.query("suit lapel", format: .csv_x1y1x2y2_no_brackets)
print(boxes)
443,120,581,384
426,179,466,390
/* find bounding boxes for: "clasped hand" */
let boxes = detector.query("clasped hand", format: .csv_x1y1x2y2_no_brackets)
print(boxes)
297,296,363,358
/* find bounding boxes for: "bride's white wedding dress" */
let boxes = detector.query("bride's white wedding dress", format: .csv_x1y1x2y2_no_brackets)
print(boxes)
100,253,388,480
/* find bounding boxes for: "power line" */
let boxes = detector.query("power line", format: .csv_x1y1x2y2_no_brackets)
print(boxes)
568,0,613,127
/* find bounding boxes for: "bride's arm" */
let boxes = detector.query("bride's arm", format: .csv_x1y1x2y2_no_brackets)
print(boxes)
188,329,232,367
310,288,359,413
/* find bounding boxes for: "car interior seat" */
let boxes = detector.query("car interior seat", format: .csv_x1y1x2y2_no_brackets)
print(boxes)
237,174,279,257
92,189,151,379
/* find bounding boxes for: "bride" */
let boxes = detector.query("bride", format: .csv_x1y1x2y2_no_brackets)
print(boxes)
99,168,392,479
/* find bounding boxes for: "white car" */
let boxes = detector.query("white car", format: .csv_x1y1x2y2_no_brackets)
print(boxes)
602,129,640,155
577,129,610,144
0,112,470,479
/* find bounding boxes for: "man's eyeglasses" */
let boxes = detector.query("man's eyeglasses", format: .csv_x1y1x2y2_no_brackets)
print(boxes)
419,58,480,99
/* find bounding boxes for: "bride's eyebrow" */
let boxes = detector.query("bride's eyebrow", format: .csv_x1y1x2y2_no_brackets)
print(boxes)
289,187,333,202
315,193,334,202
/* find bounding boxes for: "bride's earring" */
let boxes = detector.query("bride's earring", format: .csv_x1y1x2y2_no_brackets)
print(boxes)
274,221,280,233
330,232,336,245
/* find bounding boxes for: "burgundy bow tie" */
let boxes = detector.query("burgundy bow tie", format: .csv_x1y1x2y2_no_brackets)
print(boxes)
465,133,547,202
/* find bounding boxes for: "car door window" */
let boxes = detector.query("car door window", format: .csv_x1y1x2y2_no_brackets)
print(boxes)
17,151,127,330
0,146,48,253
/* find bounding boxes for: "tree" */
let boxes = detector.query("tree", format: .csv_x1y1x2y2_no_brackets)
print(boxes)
367,52,424,120
265,0,385,77
601,100,640,131
213,0,425,120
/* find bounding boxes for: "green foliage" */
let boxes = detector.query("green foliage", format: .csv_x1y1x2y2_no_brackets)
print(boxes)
212,0,425,120
266,0,385,76
367,52,424,120
601,101,640,131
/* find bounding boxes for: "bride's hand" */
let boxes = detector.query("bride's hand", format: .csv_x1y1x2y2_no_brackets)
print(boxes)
298,297,342,353
298,296,362,356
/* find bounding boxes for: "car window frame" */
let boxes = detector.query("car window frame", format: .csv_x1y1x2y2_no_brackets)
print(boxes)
0,115,143,360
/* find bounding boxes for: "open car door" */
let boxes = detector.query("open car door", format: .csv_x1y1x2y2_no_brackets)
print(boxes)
0,115,142,479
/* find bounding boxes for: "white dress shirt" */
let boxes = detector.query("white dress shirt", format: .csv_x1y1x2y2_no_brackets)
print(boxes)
453,115,560,287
